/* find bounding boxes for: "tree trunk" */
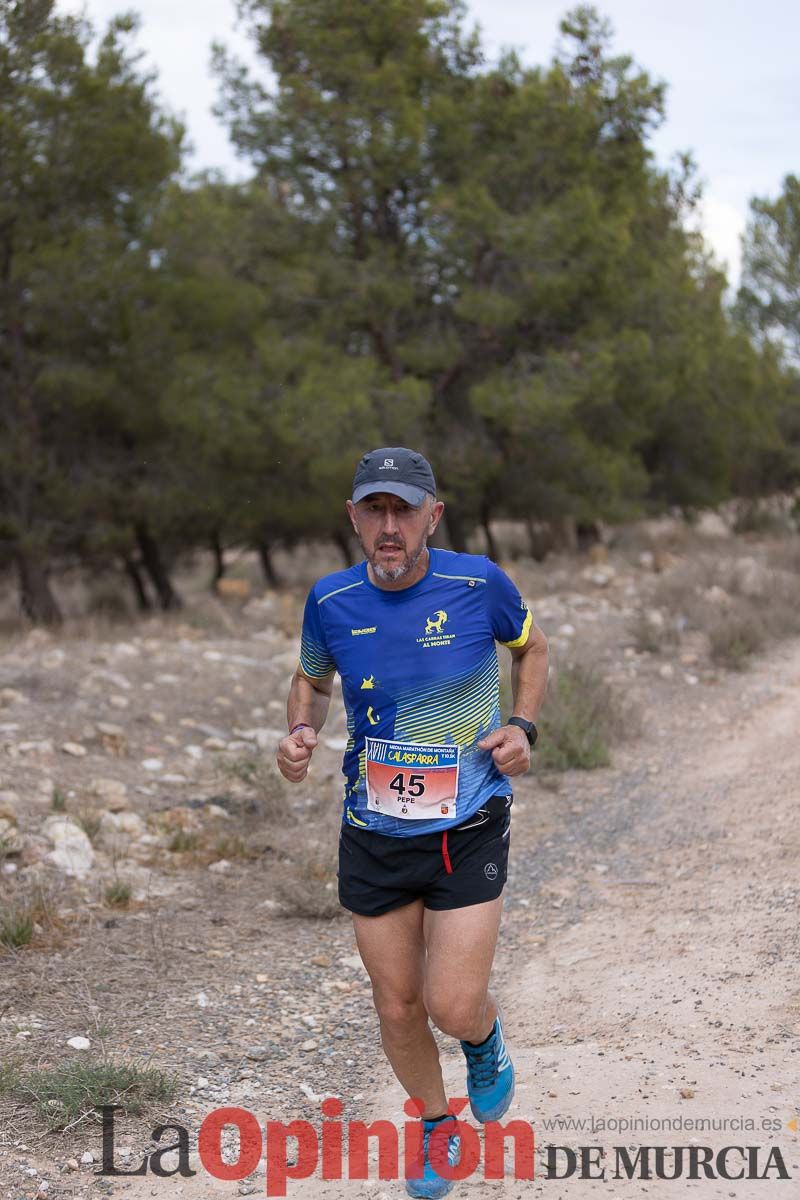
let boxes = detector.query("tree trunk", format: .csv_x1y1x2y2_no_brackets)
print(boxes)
211,531,226,585
526,519,552,562
444,505,468,553
16,550,63,627
333,529,355,568
257,541,280,588
134,522,182,611
122,555,153,612
481,504,500,562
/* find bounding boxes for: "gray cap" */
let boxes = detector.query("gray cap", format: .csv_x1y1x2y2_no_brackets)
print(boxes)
352,447,437,507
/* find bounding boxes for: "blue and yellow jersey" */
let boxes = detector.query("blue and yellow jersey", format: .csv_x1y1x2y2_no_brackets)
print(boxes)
299,547,532,837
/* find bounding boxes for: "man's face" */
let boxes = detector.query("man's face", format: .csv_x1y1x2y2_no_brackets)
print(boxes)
346,492,443,583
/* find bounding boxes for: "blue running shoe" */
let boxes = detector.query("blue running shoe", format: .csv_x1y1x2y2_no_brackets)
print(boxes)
460,1014,515,1123
405,1115,461,1199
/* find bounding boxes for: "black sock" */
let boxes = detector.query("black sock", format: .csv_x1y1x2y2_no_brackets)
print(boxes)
465,1019,496,1048
423,1112,451,1125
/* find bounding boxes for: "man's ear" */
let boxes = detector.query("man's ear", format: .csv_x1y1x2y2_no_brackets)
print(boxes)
428,499,445,535
345,499,359,535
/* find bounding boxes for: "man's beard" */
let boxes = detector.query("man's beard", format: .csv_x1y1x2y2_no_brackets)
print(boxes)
369,536,427,583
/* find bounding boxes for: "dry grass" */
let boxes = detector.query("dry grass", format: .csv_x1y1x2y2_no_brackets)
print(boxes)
629,609,680,654
74,807,103,844
649,547,800,671
104,879,132,908
0,887,59,953
537,661,635,771
708,614,765,671
0,1056,178,1131
217,755,291,822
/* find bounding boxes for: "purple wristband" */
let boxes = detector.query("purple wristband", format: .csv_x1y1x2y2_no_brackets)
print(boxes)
290,723,312,735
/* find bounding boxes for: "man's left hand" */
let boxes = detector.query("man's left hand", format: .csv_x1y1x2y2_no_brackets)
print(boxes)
477,725,531,776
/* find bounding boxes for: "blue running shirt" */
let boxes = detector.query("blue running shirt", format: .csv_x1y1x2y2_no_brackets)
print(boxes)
299,548,533,837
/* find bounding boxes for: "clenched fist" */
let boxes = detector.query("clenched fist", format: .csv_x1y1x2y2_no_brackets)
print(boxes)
477,724,531,777
276,725,318,783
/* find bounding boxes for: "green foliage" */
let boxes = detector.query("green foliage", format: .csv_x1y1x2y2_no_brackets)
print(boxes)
737,175,800,359
0,0,798,620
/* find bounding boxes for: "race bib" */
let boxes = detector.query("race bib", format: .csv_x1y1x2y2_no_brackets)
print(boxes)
365,738,460,820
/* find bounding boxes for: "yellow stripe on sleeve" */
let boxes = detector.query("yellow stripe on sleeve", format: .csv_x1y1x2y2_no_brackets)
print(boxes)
501,608,532,649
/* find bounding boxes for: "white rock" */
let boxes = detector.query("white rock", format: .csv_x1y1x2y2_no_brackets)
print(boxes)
141,758,163,772
19,739,54,755
684,674,699,686
61,742,87,757
208,859,231,873
205,804,230,820
112,642,139,658
0,817,22,853
67,1036,91,1050
185,745,204,760
100,811,146,838
42,818,95,877
196,1076,210,1089
90,779,128,809
80,1152,94,1164
695,511,730,537
0,790,19,821
196,991,210,1008
703,584,732,607
109,695,129,709
658,664,675,679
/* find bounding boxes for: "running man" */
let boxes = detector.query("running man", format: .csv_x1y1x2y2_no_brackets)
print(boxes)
276,447,549,1198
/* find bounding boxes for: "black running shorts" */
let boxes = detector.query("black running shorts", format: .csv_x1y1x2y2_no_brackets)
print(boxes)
337,794,512,917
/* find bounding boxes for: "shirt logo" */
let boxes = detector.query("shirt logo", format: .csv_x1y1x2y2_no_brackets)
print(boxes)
351,626,377,636
425,609,448,635
417,609,456,649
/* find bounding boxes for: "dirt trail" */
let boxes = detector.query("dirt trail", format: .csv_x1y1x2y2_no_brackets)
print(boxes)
5,637,800,1199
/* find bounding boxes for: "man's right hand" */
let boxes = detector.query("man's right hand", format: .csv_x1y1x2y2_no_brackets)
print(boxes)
276,725,318,782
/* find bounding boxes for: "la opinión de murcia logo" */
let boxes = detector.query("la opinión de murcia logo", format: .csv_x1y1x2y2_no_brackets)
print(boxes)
93,1102,792,1196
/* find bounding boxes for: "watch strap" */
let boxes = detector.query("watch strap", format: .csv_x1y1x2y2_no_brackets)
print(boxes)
507,716,538,746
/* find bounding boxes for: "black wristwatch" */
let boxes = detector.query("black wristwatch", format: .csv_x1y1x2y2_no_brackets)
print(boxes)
507,716,538,746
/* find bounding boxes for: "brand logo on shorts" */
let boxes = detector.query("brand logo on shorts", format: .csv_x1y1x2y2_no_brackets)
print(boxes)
484,862,498,880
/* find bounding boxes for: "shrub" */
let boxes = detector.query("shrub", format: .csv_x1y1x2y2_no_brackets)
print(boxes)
0,1058,178,1131
0,904,35,950
629,609,680,654
708,613,765,670
104,880,132,907
537,662,632,771
75,808,103,843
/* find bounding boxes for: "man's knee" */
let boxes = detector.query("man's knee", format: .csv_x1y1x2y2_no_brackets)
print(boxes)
373,989,427,1034
425,989,487,1040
